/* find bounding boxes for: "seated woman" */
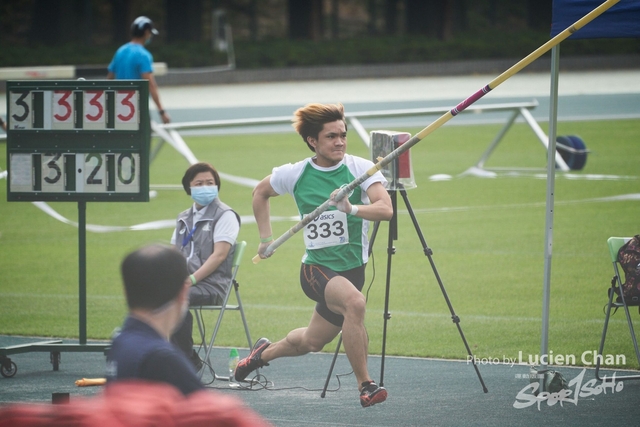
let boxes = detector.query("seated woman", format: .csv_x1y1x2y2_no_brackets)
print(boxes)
170,162,240,369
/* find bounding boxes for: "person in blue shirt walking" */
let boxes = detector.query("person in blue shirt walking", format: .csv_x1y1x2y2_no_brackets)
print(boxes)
107,16,170,124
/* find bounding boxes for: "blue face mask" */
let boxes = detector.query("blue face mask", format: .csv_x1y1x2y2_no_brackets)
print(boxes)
190,185,218,207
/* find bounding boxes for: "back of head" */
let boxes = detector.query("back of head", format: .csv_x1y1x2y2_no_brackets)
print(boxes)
131,16,159,38
292,103,346,152
121,244,187,310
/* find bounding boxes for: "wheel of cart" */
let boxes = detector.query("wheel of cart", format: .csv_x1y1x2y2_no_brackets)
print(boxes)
0,357,17,378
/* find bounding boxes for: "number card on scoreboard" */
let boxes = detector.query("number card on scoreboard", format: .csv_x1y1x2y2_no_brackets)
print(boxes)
6,80,150,202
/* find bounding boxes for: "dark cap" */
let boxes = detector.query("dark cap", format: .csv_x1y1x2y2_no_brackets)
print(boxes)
131,16,159,37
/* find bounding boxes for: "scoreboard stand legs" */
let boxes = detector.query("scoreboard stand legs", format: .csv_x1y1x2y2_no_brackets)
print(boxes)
0,357,18,378
0,202,108,377
0,340,110,378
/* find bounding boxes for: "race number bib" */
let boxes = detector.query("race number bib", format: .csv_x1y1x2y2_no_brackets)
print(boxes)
303,211,349,250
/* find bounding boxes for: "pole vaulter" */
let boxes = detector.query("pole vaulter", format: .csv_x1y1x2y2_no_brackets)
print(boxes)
253,0,620,264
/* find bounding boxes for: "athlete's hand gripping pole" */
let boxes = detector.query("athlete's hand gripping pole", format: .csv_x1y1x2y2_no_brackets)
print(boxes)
252,0,619,264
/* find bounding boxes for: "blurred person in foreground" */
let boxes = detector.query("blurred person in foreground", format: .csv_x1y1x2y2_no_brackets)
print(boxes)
107,16,170,124
106,244,203,395
237,103,392,407
170,162,240,369
0,243,271,426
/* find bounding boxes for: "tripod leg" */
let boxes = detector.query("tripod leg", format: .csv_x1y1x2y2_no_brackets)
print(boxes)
321,334,342,398
379,191,397,387
399,188,488,393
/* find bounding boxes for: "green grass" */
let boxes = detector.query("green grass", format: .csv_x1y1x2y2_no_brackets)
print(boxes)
1,118,639,369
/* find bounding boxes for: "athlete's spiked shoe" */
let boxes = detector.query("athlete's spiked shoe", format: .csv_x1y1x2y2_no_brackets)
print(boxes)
234,337,271,381
360,381,387,407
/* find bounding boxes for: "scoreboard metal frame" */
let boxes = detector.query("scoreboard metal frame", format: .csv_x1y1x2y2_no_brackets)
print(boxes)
6,79,150,202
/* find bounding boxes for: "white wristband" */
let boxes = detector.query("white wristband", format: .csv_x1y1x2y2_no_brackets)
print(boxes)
350,205,359,216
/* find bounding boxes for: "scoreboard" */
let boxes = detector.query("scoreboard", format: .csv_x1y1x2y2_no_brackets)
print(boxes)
6,80,150,202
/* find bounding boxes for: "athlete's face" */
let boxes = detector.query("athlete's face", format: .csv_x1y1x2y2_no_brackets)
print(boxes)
308,120,347,167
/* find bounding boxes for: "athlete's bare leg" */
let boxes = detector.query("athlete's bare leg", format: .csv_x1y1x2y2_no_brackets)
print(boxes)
260,310,341,360
259,276,371,389
324,276,371,389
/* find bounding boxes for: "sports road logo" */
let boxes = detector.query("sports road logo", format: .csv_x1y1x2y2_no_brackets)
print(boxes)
466,351,628,410
513,368,623,410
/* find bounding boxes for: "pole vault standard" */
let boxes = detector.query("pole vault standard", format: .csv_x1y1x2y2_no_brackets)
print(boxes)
253,0,619,264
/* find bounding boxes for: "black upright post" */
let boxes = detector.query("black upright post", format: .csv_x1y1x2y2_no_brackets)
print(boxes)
78,201,87,345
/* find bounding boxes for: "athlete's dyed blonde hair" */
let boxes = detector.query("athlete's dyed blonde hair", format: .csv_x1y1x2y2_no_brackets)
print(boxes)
292,103,348,152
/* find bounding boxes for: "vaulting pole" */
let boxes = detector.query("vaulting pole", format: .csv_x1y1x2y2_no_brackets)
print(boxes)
253,0,620,263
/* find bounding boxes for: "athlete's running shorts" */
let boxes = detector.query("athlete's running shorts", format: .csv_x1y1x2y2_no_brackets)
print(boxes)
299,263,365,327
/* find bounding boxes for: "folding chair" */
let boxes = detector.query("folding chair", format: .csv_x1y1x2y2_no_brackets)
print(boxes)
192,241,253,379
595,237,640,381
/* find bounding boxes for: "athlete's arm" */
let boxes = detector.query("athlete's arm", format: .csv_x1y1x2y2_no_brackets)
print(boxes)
192,212,239,282
363,182,393,220
252,175,279,257
142,71,170,124
192,241,232,283
331,181,392,221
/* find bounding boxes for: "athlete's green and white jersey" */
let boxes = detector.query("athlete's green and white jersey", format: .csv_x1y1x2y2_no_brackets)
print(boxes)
270,154,387,271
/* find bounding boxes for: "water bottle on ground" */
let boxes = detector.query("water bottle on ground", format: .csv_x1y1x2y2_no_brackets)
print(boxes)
229,348,240,388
